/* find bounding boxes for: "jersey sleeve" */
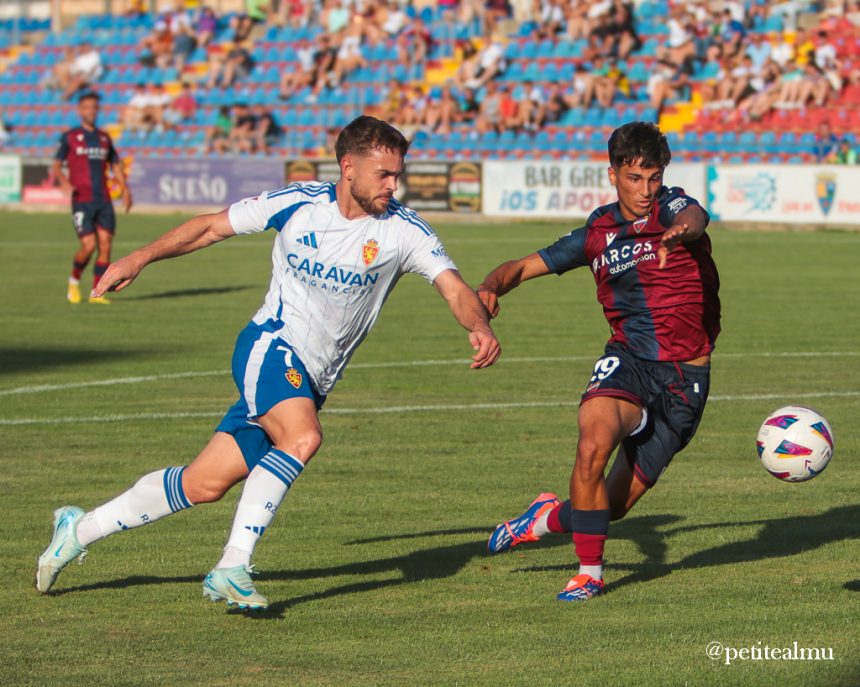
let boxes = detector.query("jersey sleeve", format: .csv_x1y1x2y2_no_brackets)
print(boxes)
657,186,709,229
227,191,275,235
106,137,119,165
54,132,69,161
400,219,458,283
537,226,588,275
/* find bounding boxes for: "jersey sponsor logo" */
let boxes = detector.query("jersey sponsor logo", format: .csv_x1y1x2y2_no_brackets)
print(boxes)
286,253,380,288
362,239,380,267
632,217,648,233
605,231,618,246
431,247,449,258
297,232,318,248
591,240,655,275
74,146,110,159
668,197,687,214
285,368,303,389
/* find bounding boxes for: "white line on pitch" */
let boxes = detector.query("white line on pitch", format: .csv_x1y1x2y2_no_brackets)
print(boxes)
1,390,858,426
1,351,857,398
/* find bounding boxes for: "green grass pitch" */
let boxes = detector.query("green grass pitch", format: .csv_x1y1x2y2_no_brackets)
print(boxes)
1,211,858,686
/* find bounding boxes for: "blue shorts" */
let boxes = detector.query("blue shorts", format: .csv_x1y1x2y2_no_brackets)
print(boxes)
72,200,116,237
216,320,326,470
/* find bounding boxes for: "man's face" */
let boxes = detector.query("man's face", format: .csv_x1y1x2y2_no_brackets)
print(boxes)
608,159,664,220
343,148,405,216
78,98,99,127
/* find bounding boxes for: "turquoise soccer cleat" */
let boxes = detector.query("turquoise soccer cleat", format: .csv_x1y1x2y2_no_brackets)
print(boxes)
203,565,270,610
36,506,87,593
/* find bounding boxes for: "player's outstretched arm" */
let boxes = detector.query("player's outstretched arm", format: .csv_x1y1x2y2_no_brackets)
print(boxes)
433,269,501,369
91,208,236,297
658,205,709,269
476,253,551,318
111,160,133,213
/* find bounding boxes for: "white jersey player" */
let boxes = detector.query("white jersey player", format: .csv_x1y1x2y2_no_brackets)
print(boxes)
37,116,501,610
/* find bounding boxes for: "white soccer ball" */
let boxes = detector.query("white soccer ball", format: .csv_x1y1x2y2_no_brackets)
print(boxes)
757,406,834,482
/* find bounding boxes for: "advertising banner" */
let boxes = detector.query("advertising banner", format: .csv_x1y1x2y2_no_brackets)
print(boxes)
707,165,860,225
21,159,67,204
0,154,21,202
482,161,707,218
284,159,482,213
129,158,285,206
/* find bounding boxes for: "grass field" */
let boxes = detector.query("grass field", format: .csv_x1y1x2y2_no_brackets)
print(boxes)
1,211,858,687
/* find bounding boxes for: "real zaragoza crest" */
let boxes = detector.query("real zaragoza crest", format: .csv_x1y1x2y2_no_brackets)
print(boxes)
362,239,380,267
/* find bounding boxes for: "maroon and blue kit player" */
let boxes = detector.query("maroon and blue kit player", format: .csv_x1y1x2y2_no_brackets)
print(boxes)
478,121,720,601
53,92,132,305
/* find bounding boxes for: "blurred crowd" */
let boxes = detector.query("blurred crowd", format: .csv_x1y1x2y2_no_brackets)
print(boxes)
20,0,860,159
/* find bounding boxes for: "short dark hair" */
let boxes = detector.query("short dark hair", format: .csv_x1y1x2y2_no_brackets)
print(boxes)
335,115,409,163
78,91,100,104
608,121,671,170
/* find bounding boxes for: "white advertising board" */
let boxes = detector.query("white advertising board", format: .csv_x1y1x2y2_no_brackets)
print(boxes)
481,161,707,218
707,165,860,225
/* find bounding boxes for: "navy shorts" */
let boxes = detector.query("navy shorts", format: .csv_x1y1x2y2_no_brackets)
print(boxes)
581,343,710,487
216,320,326,470
72,200,116,237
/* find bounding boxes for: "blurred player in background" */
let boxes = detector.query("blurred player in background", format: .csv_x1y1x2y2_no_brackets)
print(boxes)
53,92,132,306
480,121,720,602
36,116,500,610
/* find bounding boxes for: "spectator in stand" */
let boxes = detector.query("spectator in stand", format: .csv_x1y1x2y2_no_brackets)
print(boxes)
536,0,566,40
587,55,619,108
0,110,10,147
498,84,519,131
331,23,367,86
140,20,174,68
813,121,840,162
516,80,546,131
475,79,504,134
396,86,430,129
250,105,281,154
647,57,686,116
458,86,481,124
717,9,746,58
424,83,460,135
397,16,433,68
458,33,506,89
484,0,512,33
307,34,338,101
320,0,350,35
834,138,858,164
230,13,255,43
589,0,639,60
165,2,197,71
566,63,593,107
564,0,592,41
665,4,696,66
204,105,232,153
227,102,257,152
48,44,104,100
163,82,197,129
279,38,316,99
543,82,569,125
206,44,253,89
122,82,155,131
196,6,218,48
746,32,772,72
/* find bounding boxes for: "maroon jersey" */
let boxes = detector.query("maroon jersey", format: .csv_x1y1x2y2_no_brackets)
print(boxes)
55,127,118,203
538,186,721,362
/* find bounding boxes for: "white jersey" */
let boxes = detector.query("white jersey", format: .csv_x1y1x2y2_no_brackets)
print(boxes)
228,181,458,395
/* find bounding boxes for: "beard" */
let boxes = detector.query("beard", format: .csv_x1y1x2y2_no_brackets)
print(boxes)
350,184,390,216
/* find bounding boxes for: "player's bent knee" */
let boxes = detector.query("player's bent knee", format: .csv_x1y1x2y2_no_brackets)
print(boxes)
274,429,322,464
183,477,232,504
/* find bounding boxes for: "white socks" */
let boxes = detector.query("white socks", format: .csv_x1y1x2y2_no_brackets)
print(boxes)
579,564,603,580
215,449,304,569
530,510,552,538
75,467,192,547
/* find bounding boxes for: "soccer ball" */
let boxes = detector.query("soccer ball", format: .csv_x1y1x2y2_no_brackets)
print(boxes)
756,406,834,482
